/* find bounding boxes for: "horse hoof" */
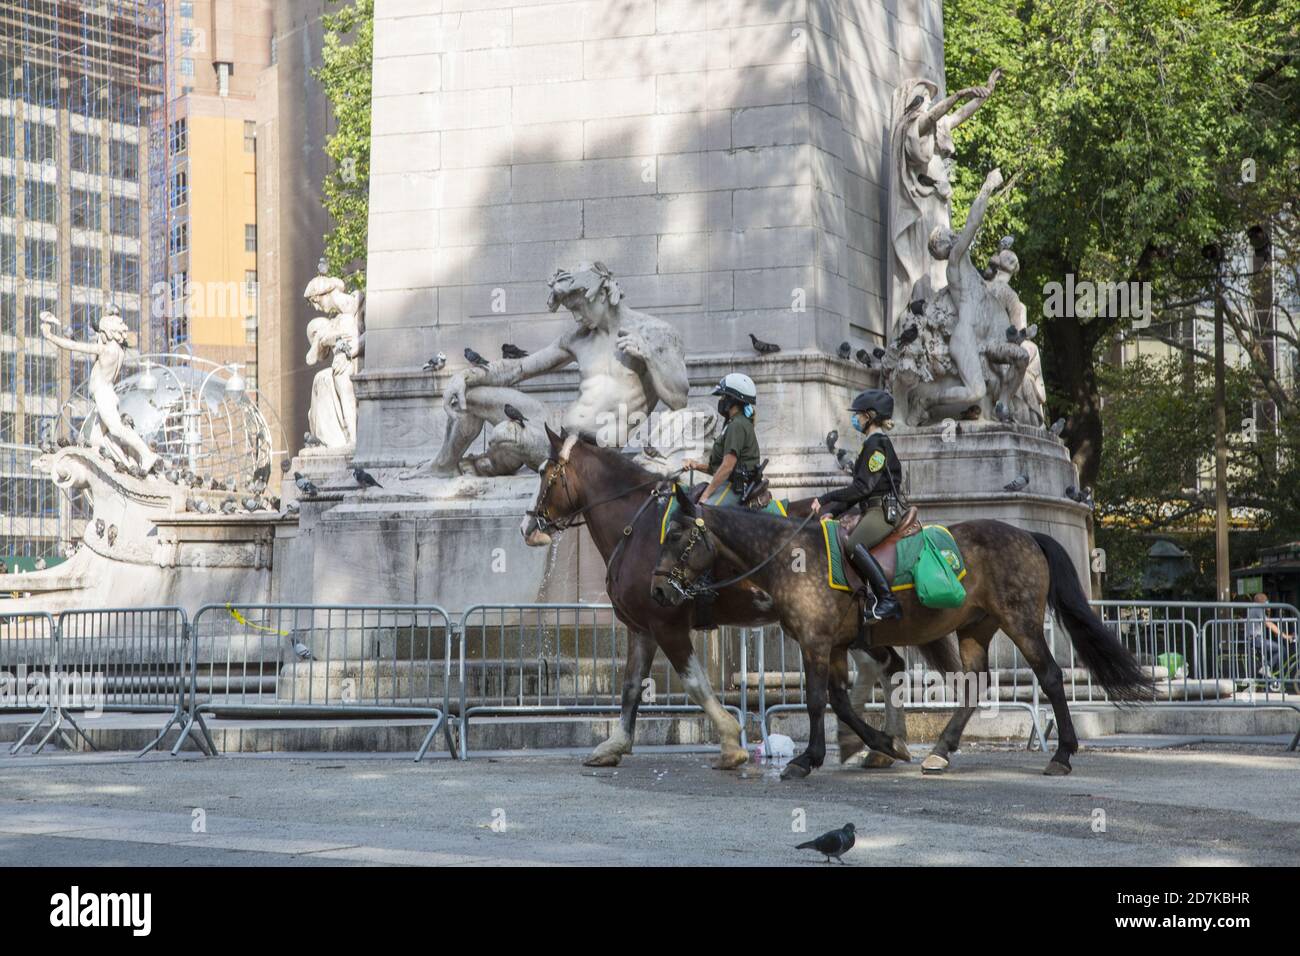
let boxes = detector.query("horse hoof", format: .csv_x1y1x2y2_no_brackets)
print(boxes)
888,738,912,762
863,751,896,769
838,748,867,768
780,762,811,780
714,748,749,770
1043,759,1072,776
583,752,623,768
921,754,949,774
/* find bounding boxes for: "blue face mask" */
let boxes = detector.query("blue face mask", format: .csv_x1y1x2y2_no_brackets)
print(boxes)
852,413,865,433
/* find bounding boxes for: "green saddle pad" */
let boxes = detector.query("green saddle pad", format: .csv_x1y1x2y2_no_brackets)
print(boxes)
820,521,965,593
659,487,790,542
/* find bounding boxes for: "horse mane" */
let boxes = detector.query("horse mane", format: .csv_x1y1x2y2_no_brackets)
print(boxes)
571,439,659,488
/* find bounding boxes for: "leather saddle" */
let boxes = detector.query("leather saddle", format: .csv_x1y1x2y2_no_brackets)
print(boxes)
835,506,922,590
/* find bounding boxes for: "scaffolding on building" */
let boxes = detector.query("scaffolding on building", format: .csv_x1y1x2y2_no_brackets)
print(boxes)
0,0,166,569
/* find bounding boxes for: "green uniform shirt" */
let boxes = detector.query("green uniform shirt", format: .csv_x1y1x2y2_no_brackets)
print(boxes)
708,414,761,472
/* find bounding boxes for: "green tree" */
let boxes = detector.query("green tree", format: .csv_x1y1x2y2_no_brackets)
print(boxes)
943,0,1300,490
317,0,373,289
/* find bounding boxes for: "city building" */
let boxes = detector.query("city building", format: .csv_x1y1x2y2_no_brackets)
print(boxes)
0,0,164,567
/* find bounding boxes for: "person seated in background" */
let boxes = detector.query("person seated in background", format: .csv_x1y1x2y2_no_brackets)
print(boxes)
1246,592,1292,680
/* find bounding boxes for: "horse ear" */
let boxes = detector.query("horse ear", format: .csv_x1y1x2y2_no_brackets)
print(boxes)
545,423,562,452
674,482,697,517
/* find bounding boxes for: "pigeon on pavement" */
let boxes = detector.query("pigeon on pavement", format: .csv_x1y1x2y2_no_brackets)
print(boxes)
796,823,856,864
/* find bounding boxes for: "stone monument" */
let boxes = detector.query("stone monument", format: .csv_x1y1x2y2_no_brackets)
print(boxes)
278,0,1090,612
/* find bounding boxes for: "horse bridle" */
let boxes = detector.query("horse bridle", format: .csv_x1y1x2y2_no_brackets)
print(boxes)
657,509,819,602
528,458,683,537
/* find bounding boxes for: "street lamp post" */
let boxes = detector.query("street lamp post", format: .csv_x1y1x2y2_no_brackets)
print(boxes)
1204,243,1231,601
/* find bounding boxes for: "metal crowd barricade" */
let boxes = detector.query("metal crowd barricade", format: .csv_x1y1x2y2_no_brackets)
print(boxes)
0,611,79,755
187,603,456,760
456,603,746,760
746,623,1050,756
52,607,195,757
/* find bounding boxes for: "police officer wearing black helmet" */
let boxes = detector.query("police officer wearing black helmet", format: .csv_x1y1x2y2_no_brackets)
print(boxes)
810,388,903,621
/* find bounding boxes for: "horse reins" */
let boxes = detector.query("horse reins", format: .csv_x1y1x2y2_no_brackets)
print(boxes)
661,509,819,602
527,459,683,537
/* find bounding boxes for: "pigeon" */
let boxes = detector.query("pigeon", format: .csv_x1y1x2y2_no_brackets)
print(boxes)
1049,418,1066,437
210,477,222,491
836,447,853,473
749,332,780,355
290,638,314,661
907,298,926,316
907,94,925,112
190,497,212,514
279,460,291,475
1065,485,1094,507
464,347,490,368
1005,325,1020,342
353,466,383,489
993,400,1014,424
188,472,204,488
106,525,118,547
917,173,938,188
502,343,529,360
95,519,105,537
837,341,852,360
56,435,72,447
1000,235,1015,251
242,496,263,512
1023,323,1038,341
224,476,238,492
899,325,920,346
503,404,528,427
854,348,873,366
164,468,181,484
317,257,328,276
128,463,146,479
796,823,856,864
221,497,239,515
422,353,446,372
825,430,838,455
872,347,886,360
284,500,300,515
121,413,134,429
1003,473,1030,492
304,431,324,448
294,472,319,497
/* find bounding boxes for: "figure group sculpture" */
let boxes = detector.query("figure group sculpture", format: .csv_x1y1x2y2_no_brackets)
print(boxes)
882,70,1047,427
426,262,692,477
303,261,365,449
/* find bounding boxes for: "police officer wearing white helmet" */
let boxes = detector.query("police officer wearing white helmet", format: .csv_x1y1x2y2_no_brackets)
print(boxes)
683,373,761,505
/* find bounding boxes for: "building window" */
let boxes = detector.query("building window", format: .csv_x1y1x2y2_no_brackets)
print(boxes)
23,122,55,164
245,224,257,252
71,190,101,231
0,412,14,443
0,117,14,158
0,175,13,217
244,270,258,300
0,234,14,276
70,132,101,175
70,302,101,340
24,239,58,282
0,352,15,392
169,118,187,155
71,246,102,289
0,292,15,335
244,315,258,346
109,140,139,181
110,253,139,294
24,354,57,396
24,415,57,447
169,221,188,256
180,27,195,48
244,120,257,152
70,357,91,392
24,180,57,223
170,169,188,209
110,195,140,238
180,58,195,78
180,1,194,18
171,271,188,318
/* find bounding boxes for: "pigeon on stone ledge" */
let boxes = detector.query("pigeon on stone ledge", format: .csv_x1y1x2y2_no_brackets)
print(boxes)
1003,473,1030,492
749,332,780,355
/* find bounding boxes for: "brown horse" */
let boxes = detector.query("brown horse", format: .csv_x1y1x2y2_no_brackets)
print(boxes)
650,484,1152,779
521,426,957,769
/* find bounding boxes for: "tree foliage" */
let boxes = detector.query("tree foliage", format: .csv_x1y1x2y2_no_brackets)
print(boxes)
944,0,1300,490
318,0,373,290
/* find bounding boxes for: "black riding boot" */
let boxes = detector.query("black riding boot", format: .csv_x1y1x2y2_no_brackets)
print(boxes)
849,544,902,622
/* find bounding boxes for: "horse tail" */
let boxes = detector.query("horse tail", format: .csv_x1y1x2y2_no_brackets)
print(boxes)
1031,533,1153,703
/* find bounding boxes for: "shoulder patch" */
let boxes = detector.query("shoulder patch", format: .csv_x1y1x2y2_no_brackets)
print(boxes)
867,450,886,472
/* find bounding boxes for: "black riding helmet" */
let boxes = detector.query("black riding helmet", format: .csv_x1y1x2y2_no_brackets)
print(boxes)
849,388,893,420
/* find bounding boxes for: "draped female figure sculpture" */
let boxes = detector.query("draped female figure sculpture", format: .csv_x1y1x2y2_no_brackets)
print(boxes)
888,69,1001,340
303,264,364,448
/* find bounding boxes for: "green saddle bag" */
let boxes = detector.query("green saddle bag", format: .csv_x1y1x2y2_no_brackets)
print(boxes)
913,532,967,609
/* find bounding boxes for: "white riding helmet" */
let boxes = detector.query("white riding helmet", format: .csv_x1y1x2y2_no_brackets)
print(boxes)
712,372,757,405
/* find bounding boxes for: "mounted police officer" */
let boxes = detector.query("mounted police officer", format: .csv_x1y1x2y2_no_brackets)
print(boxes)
811,388,903,622
684,373,763,506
